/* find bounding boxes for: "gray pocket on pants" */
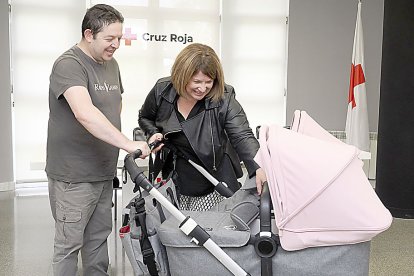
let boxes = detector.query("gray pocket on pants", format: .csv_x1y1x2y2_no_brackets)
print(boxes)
56,208,82,243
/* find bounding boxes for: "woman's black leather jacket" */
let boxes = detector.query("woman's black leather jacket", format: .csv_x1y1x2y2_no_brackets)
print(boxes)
138,77,260,181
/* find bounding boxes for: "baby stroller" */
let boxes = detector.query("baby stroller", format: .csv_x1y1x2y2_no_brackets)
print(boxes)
120,111,392,276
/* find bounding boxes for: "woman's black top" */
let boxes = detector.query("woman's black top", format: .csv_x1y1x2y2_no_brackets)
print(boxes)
166,98,216,196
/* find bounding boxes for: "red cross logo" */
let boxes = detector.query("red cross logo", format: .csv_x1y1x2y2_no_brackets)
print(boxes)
348,63,365,108
122,28,137,46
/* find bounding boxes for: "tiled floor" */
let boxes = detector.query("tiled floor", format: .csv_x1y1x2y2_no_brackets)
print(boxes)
0,184,135,276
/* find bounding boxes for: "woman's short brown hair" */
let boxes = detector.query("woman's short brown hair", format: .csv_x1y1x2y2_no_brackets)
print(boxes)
171,43,225,102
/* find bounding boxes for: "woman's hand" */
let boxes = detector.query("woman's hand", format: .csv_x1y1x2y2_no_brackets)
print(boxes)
255,167,267,195
148,133,164,152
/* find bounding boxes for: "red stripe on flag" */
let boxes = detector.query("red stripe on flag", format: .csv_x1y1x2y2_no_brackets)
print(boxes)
348,63,366,108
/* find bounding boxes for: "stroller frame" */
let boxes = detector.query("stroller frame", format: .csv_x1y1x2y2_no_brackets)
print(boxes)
124,149,253,276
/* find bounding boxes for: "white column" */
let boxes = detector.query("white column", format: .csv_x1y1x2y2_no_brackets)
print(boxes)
0,0,14,191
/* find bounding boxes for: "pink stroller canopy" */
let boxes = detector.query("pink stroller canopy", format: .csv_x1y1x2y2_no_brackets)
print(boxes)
255,110,392,251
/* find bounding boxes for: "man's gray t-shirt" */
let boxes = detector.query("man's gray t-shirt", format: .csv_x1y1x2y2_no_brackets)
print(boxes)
46,45,124,183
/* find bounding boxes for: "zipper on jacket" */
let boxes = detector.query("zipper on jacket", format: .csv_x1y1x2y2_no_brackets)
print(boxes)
165,129,179,171
209,111,217,171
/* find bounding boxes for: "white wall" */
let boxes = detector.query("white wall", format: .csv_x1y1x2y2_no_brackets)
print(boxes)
221,0,289,130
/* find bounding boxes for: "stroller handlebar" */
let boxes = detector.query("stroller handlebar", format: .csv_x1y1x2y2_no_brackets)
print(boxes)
124,149,153,193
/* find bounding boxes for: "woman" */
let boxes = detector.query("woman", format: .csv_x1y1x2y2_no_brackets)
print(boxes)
139,43,266,211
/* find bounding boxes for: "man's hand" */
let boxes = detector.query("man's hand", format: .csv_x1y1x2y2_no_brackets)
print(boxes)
125,141,150,158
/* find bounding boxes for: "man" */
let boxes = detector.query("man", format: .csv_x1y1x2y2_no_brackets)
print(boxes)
46,4,149,275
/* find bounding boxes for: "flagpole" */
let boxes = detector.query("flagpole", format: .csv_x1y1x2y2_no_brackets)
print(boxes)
357,0,371,160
